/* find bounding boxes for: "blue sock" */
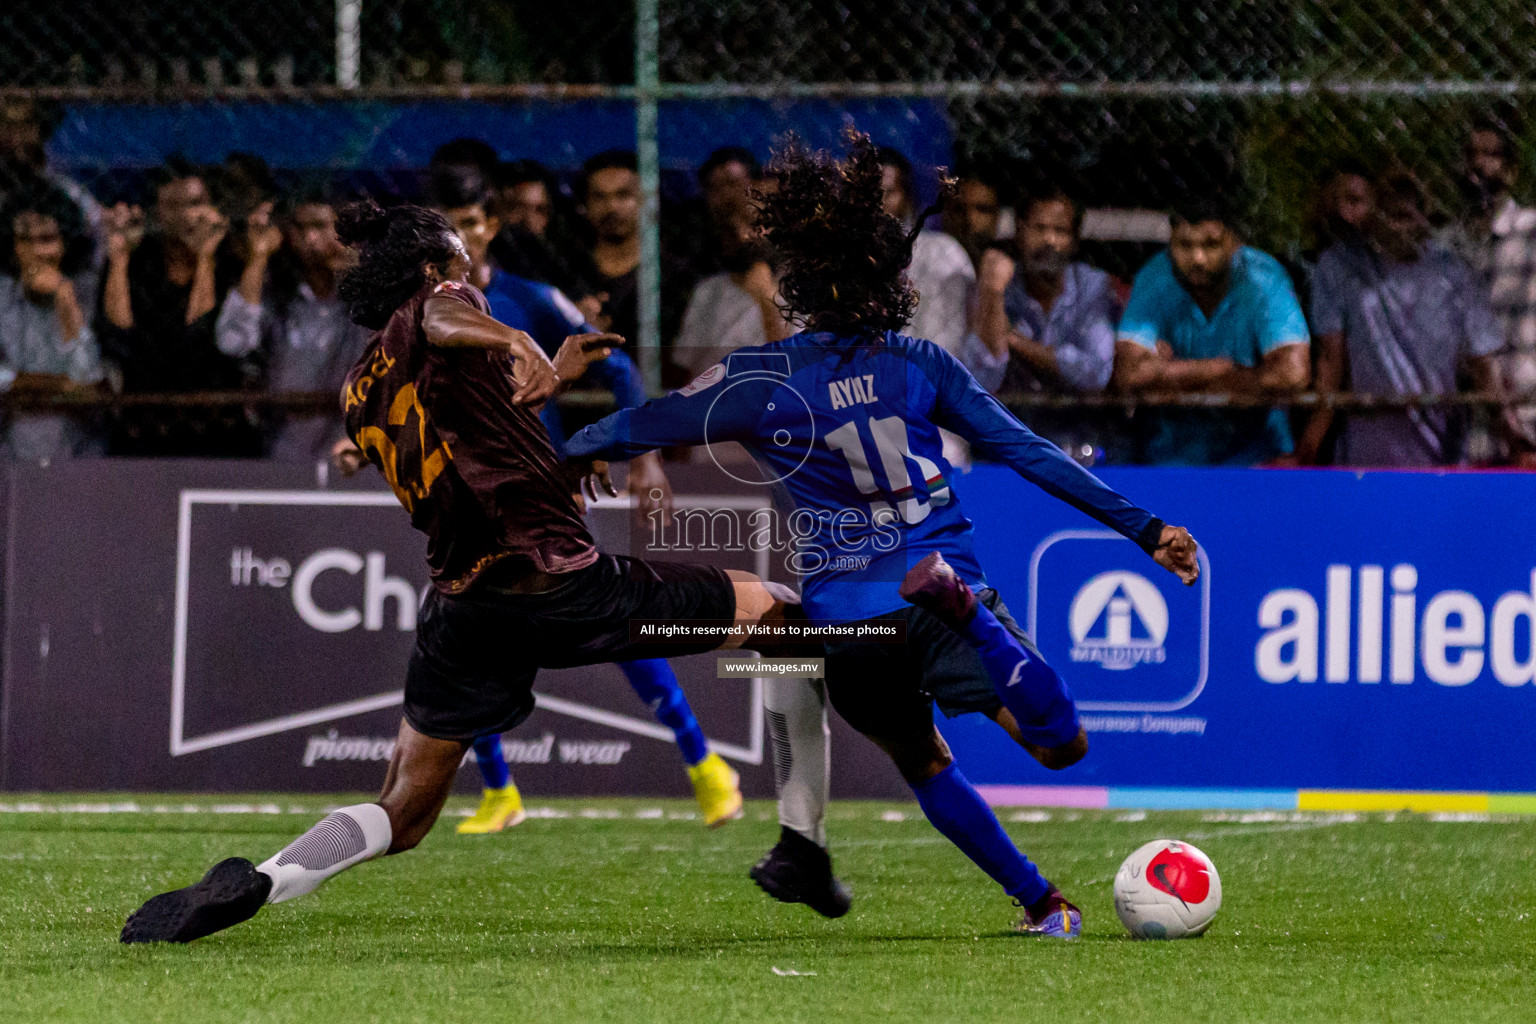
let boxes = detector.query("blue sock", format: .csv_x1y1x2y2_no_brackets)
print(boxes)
620,659,709,766
911,762,1051,905
471,733,510,790
963,604,1081,748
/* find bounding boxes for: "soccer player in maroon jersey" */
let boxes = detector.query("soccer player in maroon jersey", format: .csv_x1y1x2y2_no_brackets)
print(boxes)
121,200,805,944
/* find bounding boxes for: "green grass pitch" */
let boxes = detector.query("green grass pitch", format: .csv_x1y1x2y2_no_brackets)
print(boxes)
2,796,1534,1023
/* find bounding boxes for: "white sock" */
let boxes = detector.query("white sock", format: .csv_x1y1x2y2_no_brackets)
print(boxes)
765,676,829,848
257,803,393,904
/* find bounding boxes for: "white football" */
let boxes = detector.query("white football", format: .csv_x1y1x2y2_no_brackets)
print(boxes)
1113,839,1222,939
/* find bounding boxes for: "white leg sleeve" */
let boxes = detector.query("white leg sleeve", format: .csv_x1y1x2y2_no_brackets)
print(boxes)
257,803,393,905
764,676,829,848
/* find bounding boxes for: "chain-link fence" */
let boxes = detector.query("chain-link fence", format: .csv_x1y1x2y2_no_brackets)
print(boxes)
21,0,1529,89
658,1,1536,255
13,2,1535,212
3,1,1534,461
2,1,633,89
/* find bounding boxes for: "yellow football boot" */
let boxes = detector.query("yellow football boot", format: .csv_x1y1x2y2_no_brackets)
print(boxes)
456,784,527,834
688,752,743,827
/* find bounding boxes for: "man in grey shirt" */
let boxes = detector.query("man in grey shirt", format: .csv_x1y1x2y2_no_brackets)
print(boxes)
217,190,369,462
1300,169,1519,467
963,188,1122,463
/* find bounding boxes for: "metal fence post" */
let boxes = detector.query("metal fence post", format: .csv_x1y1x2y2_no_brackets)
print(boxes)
635,0,662,396
336,0,361,90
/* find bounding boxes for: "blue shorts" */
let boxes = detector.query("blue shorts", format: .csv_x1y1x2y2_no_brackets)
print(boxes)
822,589,1038,737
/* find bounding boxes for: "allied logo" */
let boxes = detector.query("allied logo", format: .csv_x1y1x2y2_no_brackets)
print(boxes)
1068,570,1169,671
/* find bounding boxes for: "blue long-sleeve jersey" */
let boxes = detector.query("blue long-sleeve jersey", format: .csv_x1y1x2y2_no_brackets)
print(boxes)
565,330,1165,622
483,268,646,449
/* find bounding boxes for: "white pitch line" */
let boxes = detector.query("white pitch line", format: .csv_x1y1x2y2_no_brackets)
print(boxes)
0,802,695,821
0,803,1527,825
1182,819,1362,841
1199,811,1359,824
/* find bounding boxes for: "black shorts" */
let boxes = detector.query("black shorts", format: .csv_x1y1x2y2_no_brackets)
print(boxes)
823,590,1036,738
404,554,735,741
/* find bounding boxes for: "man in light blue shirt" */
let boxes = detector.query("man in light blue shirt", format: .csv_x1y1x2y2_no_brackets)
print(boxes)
964,188,1121,462
1113,197,1310,465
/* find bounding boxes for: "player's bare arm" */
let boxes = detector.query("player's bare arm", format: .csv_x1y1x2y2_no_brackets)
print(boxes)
552,330,628,386
566,457,619,511
422,294,560,404
563,451,674,528
550,333,676,526
626,451,674,527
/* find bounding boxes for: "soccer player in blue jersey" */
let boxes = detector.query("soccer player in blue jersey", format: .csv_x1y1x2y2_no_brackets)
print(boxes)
433,169,742,832
565,131,1200,938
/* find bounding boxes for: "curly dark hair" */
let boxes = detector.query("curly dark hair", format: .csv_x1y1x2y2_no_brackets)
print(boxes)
336,199,459,330
757,129,948,337
0,176,93,278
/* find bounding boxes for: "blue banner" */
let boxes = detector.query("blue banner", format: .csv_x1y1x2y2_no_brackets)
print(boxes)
47,98,953,199
940,467,1536,795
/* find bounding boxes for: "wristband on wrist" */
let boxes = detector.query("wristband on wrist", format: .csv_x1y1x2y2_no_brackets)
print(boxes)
1135,517,1166,556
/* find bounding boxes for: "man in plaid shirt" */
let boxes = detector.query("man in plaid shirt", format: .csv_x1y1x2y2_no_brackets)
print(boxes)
1440,117,1536,464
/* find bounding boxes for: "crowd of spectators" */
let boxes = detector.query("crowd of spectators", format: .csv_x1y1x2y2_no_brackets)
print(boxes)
2,92,1534,469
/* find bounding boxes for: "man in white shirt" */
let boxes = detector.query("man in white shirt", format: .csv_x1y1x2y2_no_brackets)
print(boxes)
877,148,975,357
878,147,976,465
671,199,792,379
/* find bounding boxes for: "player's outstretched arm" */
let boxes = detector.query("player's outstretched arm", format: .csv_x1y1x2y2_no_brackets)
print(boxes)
579,343,647,409
922,340,1199,584
553,339,674,525
565,372,767,462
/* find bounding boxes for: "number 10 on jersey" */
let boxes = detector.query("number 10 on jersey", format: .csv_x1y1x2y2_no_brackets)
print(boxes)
824,415,951,525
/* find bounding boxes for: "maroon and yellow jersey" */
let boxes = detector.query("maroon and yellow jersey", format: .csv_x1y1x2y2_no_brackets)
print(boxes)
341,280,598,594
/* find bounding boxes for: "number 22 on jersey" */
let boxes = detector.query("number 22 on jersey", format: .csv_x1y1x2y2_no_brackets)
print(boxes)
356,383,453,512
824,415,951,524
